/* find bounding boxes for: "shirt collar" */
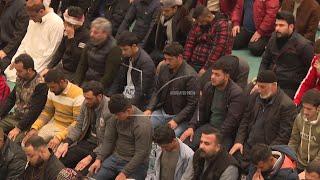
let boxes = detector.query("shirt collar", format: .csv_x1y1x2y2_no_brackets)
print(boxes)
62,81,71,95
41,8,53,24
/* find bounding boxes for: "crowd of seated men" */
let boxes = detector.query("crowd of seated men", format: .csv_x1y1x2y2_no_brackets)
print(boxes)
0,0,320,179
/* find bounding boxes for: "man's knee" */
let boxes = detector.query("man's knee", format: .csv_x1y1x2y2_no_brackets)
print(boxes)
248,40,267,56
233,37,247,50
0,116,16,132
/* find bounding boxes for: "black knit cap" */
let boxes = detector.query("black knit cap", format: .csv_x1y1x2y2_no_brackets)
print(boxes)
257,70,277,83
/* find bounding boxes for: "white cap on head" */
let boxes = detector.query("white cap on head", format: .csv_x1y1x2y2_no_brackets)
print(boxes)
160,0,182,8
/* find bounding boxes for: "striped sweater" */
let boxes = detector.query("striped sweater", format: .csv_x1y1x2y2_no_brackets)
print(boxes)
31,82,84,141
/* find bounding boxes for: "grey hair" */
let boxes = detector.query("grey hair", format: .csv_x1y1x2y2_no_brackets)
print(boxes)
91,17,112,34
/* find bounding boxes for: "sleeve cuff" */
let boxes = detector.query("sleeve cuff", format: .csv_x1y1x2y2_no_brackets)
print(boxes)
64,138,74,145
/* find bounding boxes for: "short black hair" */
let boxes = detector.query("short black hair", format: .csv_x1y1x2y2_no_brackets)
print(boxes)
117,31,139,46
306,160,320,175
212,59,232,75
153,124,176,145
276,11,295,25
251,144,273,165
302,89,320,107
201,126,222,145
67,6,84,18
25,135,47,149
108,94,132,114
14,53,35,70
82,81,104,96
163,42,184,57
44,69,66,83
193,5,211,19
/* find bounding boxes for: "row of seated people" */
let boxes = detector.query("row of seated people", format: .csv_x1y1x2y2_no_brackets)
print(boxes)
0,0,318,100
0,41,320,179
1,0,319,70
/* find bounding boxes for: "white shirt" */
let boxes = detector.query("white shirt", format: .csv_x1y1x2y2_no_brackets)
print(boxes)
5,9,64,82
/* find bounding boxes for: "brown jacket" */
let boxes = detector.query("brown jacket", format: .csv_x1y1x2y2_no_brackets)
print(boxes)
282,0,320,42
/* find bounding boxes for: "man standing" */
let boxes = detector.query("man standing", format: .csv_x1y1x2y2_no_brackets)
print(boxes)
289,89,320,171
180,60,246,151
4,0,64,82
75,17,122,91
88,94,152,180
184,5,233,74
144,42,198,136
0,54,48,143
153,125,194,180
231,0,279,56
23,69,84,151
188,127,239,180
55,81,112,175
259,11,314,99
0,128,27,179
23,135,65,180
109,31,155,110
229,70,297,171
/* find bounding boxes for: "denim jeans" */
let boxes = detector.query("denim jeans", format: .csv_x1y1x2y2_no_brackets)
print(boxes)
150,108,188,137
95,154,148,180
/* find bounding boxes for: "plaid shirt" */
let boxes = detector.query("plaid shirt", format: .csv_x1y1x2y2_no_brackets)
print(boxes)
184,14,233,70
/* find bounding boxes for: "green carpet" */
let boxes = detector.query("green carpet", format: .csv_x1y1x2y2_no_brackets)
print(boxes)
232,49,261,81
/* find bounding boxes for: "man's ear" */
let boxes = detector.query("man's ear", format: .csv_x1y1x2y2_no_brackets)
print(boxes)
39,146,46,157
289,24,294,31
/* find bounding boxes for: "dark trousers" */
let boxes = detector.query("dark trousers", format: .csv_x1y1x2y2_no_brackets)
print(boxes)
184,123,234,151
60,140,96,175
95,154,148,180
233,27,269,56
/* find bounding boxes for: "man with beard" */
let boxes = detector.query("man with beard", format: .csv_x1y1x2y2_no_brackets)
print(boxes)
144,42,198,137
4,0,64,82
259,11,314,99
247,144,298,180
55,81,112,175
183,5,233,75
180,60,246,151
186,127,239,180
144,0,193,66
23,135,65,180
229,70,297,172
88,94,152,180
23,69,84,151
108,31,155,111
0,54,48,143
75,17,122,92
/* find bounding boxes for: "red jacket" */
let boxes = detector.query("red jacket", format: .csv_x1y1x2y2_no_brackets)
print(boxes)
294,56,320,105
231,0,280,37
0,75,10,108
